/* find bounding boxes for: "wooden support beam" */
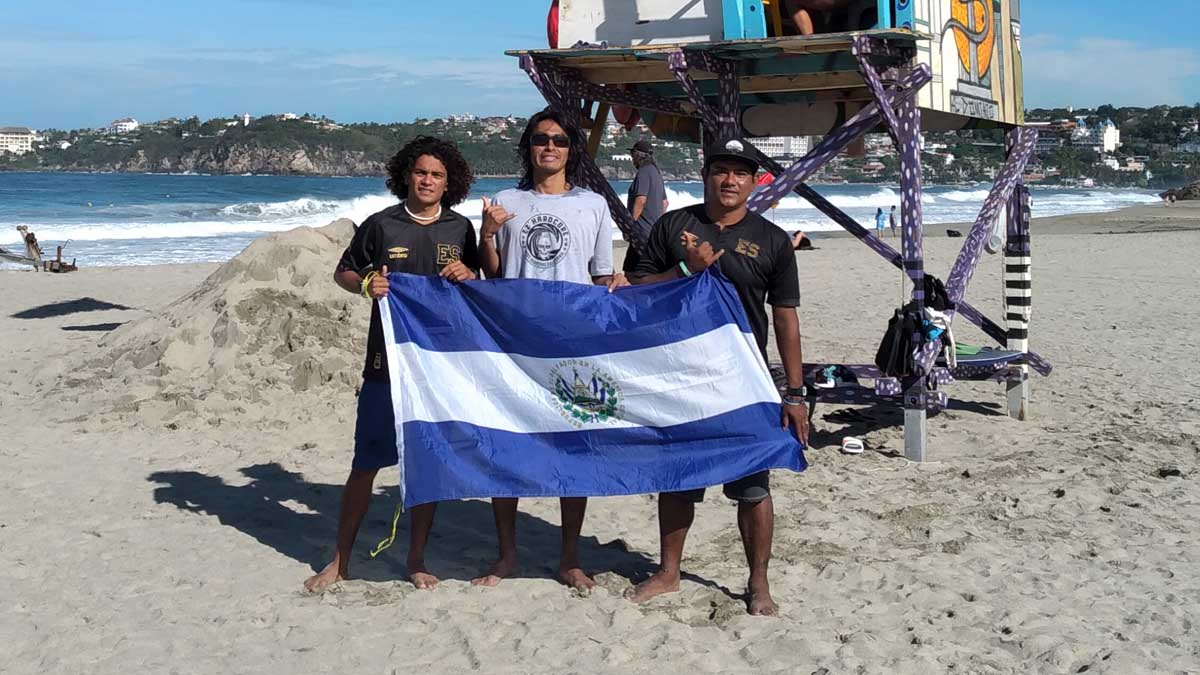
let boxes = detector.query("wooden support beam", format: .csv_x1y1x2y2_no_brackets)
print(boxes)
578,60,867,91
742,71,863,92
587,102,610,158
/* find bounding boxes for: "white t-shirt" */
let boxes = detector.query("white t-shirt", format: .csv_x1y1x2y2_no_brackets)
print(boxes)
492,187,614,283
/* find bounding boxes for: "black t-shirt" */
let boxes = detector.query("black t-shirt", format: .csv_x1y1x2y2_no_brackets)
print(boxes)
337,204,479,381
633,205,799,358
621,243,643,275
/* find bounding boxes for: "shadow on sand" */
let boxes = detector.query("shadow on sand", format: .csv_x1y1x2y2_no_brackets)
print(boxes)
148,462,732,596
808,398,1005,449
11,297,135,319
61,322,126,332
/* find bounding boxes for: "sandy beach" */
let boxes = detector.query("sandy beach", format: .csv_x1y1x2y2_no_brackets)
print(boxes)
2,202,1198,673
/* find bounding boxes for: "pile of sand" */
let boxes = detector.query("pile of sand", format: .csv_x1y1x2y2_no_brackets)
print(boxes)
51,218,370,429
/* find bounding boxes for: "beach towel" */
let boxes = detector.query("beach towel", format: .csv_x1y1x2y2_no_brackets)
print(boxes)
375,268,806,507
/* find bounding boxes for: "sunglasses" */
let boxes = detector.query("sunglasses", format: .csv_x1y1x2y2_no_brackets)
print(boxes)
530,132,571,148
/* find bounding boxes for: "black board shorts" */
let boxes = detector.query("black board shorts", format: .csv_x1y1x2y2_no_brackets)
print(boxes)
352,379,399,471
664,470,770,503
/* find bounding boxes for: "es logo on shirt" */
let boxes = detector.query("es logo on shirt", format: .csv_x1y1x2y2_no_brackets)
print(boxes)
520,214,571,268
436,243,461,266
735,239,760,258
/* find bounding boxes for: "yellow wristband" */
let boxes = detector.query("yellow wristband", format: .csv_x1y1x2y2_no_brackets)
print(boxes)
361,271,378,299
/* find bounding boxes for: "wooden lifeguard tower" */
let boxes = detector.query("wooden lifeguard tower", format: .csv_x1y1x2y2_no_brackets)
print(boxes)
509,0,1049,460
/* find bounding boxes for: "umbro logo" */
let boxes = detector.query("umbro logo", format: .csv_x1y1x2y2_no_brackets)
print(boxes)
388,247,409,260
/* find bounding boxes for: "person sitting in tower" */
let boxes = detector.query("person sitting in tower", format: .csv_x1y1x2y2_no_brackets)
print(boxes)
784,0,858,35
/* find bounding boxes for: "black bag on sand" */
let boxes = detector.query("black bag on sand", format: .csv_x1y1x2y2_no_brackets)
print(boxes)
874,304,922,377
874,275,954,377
922,274,953,312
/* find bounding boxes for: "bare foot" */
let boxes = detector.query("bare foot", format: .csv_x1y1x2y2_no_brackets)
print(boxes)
407,559,439,590
557,566,596,593
747,577,777,616
303,559,346,593
471,556,518,587
625,569,680,604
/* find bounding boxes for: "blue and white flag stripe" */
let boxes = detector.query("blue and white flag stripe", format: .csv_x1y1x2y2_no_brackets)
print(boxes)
379,269,805,507
383,273,752,357
385,323,772,434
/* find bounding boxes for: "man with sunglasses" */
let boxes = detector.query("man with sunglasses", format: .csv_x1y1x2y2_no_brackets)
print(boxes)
626,137,809,616
474,108,619,593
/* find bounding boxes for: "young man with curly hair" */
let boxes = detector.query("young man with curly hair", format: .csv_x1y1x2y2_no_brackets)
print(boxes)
473,108,621,592
304,136,478,593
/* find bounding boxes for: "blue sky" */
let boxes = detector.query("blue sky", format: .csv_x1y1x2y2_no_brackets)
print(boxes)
3,0,1198,129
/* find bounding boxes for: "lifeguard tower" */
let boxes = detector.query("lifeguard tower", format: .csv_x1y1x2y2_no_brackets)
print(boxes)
509,0,1048,460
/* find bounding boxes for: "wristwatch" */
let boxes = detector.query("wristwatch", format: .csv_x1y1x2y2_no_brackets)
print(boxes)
785,385,808,397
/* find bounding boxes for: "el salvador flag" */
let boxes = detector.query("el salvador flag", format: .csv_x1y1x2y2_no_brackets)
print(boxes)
377,268,806,508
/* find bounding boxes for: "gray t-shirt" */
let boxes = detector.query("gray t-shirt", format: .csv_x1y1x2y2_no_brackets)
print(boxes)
493,187,614,283
627,163,666,233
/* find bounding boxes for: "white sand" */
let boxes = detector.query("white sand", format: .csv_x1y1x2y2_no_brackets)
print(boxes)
2,205,1198,673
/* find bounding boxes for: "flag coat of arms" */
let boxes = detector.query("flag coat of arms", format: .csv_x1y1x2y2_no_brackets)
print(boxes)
377,269,806,507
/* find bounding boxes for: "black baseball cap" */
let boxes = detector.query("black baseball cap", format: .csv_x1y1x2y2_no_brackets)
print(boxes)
703,136,760,172
630,139,653,153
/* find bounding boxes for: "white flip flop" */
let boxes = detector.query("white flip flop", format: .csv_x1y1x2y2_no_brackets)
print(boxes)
841,436,865,455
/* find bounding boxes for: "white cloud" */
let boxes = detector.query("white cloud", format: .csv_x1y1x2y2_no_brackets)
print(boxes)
1023,35,1200,107
0,36,540,127
295,51,528,90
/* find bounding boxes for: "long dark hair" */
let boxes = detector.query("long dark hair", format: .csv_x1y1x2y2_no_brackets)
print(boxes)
385,135,474,207
516,108,586,191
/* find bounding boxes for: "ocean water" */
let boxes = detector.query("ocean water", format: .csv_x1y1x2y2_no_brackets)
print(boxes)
0,172,1161,268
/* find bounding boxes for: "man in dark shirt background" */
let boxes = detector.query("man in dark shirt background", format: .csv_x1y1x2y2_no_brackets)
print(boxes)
305,136,478,594
626,136,809,616
621,139,668,274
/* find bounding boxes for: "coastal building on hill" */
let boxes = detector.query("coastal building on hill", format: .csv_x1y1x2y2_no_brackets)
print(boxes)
1027,117,1120,156
1072,118,1121,154
0,126,36,154
753,136,811,160
108,118,140,134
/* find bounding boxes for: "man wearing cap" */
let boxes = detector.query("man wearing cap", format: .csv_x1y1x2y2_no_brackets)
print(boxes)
626,136,809,616
622,139,668,274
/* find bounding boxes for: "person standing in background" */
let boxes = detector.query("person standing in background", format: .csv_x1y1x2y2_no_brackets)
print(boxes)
622,139,668,274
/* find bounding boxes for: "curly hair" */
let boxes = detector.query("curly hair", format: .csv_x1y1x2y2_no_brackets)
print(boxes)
385,136,474,207
517,108,586,191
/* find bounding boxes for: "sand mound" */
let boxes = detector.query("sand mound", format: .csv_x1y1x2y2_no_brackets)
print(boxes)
56,218,370,428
